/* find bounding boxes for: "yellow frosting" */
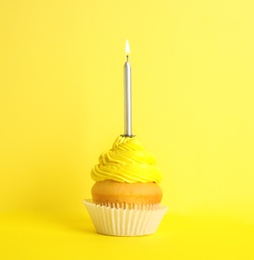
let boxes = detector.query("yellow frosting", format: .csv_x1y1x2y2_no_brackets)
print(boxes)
91,135,162,183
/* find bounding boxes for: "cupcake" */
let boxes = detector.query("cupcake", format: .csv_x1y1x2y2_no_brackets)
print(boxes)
84,135,167,236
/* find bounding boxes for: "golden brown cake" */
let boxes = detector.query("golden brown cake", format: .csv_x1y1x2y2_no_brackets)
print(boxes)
91,180,162,205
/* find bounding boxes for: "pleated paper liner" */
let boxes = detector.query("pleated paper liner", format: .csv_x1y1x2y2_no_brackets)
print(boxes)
84,199,168,236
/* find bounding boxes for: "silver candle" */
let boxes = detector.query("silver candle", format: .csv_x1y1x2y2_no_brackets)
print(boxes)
124,40,132,136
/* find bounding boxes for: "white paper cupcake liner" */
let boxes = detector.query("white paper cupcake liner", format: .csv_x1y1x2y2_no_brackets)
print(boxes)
84,199,168,236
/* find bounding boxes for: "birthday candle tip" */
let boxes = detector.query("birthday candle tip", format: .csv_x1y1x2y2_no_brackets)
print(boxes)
125,40,130,56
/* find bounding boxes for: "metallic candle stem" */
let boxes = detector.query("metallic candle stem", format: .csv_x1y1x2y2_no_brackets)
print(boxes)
124,40,132,136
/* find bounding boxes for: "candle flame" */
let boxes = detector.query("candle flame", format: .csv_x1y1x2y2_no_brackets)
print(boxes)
125,40,130,56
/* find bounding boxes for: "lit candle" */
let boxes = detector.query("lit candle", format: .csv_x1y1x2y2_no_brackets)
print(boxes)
124,40,132,136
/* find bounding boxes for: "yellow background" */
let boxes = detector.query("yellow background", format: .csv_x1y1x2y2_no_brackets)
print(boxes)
0,0,254,259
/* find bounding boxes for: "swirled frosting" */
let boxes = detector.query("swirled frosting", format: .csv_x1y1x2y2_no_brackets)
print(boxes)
91,135,162,183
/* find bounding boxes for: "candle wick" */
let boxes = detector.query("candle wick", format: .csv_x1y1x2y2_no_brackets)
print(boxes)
126,55,129,62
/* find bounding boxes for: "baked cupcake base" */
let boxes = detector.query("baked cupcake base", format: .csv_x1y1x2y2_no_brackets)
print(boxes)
84,200,168,236
91,180,163,205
